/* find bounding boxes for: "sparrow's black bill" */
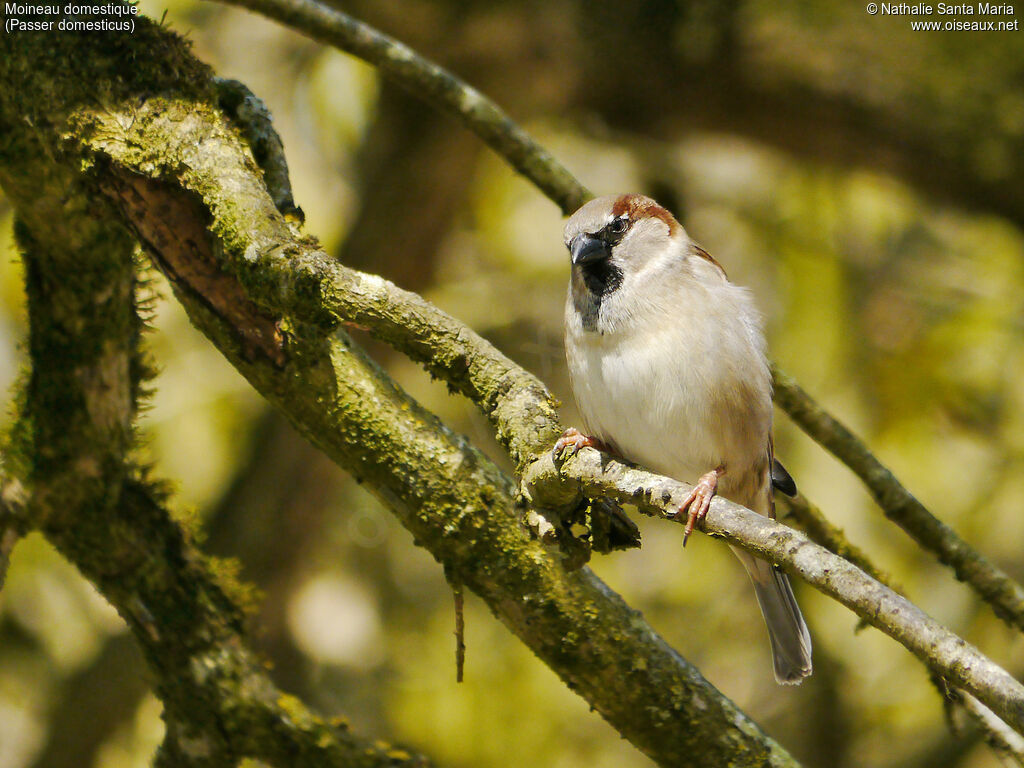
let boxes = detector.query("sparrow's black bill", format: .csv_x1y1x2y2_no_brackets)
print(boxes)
569,234,611,265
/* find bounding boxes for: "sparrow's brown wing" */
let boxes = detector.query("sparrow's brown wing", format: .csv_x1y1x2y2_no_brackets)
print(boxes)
692,243,728,278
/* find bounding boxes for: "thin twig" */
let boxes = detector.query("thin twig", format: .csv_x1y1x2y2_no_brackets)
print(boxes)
454,581,465,683
778,493,901,595
444,563,467,683
960,691,1024,766
212,0,590,215
772,365,1024,634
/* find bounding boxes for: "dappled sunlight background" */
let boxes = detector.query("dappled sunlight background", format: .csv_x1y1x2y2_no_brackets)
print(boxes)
2,2,1024,767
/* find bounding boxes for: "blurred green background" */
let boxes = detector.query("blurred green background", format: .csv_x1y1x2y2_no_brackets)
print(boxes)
1,2,1023,767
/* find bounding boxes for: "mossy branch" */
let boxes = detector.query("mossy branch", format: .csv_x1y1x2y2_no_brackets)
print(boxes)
9,207,432,768
212,0,1024,639
121,479,436,768
0,22,431,768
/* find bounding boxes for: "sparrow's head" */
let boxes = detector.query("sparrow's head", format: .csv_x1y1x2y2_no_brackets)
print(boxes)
563,194,725,299
565,193,679,264
563,194,728,331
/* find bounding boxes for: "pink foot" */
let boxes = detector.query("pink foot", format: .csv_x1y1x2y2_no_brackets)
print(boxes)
675,466,724,547
552,428,608,460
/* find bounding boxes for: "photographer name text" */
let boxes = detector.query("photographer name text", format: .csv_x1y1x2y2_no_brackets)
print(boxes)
875,3,1013,13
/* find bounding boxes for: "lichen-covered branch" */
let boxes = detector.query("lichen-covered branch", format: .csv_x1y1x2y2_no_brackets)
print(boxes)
772,366,1024,633
521,447,1024,734
9,220,432,768
212,0,589,216
119,478,435,768
213,77,303,222
776,494,1024,752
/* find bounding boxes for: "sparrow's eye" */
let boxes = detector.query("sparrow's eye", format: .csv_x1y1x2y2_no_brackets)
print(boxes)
609,216,629,235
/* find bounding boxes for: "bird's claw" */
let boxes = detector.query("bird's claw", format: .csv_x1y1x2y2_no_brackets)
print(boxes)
552,428,606,460
676,467,723,547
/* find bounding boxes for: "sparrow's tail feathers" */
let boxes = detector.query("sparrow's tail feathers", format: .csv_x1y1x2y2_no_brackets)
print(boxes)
733,547,813,684
752,567,813,684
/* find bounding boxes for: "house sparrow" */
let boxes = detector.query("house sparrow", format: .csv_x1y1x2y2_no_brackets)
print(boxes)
557,193,812,684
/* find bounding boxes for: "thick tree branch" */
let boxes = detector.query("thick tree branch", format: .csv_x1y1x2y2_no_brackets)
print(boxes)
112,483,433,768
0,27,434,767
772,366,1024,633
10,222,432,768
